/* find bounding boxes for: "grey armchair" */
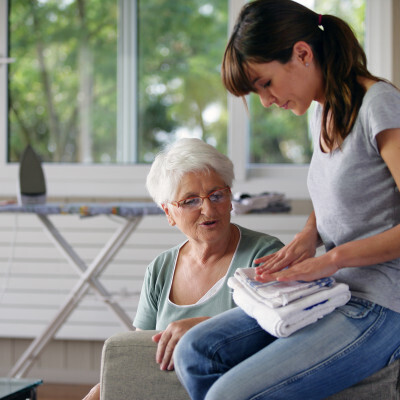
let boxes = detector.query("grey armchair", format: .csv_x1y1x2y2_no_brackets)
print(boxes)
100,331,400,400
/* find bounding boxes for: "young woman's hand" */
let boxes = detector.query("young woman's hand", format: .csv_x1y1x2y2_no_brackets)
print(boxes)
258,251,340,282
255,219,321,281
152,317,209,371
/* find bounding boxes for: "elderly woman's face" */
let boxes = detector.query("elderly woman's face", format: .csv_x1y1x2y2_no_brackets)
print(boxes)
163,169,232,244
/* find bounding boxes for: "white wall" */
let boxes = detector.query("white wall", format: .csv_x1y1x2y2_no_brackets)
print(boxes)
0,209,312,341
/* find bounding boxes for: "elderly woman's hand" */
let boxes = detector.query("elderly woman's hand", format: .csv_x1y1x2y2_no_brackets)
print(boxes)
82,383,100,400
152,317,209,371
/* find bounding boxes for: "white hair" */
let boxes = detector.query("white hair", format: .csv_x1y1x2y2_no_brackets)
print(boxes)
146,138,234,207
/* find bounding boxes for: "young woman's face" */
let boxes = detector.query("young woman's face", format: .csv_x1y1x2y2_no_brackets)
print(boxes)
247,48,324,115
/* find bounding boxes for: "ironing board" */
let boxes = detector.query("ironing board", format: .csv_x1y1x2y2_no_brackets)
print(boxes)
0,202,163,378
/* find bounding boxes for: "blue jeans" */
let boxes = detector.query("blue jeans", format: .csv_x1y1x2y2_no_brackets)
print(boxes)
174,297,400,400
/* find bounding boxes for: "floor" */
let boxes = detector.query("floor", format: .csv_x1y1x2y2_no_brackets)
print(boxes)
37,383,94,400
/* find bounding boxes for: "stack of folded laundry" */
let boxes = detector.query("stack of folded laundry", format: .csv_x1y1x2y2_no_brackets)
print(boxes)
228,268,351,338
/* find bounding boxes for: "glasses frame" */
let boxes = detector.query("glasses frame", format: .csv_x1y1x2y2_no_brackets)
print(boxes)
171,186,232,209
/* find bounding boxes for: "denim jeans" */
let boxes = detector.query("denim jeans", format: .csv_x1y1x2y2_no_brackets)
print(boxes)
174,297,400,400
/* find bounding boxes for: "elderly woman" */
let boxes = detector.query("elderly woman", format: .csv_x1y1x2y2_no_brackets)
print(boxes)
83,138,283,399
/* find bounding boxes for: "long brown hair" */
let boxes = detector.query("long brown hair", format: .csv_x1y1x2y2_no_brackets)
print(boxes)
222,0,380,150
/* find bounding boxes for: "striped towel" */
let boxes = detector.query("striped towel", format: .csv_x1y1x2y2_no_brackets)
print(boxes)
233,268,335,308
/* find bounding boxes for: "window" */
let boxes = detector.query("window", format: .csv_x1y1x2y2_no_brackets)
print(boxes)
7,0,228,164
0,0,397,199
136,0,229,162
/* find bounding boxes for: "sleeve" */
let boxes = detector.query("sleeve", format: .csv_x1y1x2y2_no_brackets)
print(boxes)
235,227,284,269
365,85,400,146
132,260,159,330
252,235,285,260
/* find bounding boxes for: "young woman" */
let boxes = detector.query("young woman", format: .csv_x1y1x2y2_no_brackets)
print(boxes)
173,1,400,399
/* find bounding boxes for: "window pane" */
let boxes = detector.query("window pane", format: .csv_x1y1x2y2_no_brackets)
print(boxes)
8,0,118,163
8,0,228,164
249,0,365,165
137,0,228,162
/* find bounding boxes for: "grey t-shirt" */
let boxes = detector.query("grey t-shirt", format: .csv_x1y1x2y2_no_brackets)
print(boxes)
308,82,400,312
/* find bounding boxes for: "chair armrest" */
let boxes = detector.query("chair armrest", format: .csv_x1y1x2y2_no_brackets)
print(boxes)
100,330,189,400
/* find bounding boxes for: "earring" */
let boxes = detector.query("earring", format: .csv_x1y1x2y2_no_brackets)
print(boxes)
305,62,309,67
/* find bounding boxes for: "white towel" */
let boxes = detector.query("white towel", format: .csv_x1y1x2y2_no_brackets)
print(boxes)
228,276,351,338
233,268,335,308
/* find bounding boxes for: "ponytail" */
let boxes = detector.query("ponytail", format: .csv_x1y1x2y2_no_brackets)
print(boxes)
316,15,379,149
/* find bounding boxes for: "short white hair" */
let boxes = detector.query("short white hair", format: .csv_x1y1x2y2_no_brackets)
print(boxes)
146,138,234,207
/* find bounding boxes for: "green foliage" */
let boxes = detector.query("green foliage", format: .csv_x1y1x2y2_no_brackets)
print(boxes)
137,0,228,162
9,0,117,163
250,96,311,164
8,0,229,164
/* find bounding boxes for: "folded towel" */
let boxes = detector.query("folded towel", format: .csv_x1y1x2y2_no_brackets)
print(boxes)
233,268,335,308
228,276,351,338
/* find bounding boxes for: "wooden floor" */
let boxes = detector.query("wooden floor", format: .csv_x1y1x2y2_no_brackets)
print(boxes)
37,383,94,400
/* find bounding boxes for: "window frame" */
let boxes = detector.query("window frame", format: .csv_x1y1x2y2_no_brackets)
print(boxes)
0,0,398,201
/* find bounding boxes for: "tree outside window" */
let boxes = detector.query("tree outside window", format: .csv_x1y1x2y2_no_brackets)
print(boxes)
8,0,228,164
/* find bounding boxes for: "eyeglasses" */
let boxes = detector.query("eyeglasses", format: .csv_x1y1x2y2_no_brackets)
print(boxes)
171,186,231,210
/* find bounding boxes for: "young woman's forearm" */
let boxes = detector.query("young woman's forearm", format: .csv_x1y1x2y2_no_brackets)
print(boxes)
329,224,400,269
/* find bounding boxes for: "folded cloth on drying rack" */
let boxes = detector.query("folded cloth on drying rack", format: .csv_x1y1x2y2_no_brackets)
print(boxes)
231,192,291,215
228,269,351,338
